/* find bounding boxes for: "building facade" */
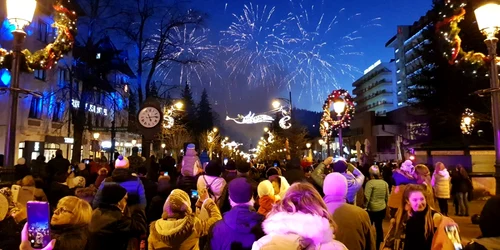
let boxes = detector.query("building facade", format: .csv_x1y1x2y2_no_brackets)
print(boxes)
352,60,397,116
0,2,140,165
385,13,431,107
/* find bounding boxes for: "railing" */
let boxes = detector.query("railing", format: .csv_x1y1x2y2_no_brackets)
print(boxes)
355,89,393,104
353,68,391,87
353,79,392,95
357,101,394,113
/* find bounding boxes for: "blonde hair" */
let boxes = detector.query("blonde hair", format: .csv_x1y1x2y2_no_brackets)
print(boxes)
414,164,431,184
57,196,92,225
21,175,35,186
268,182,336,231
395,184,435,239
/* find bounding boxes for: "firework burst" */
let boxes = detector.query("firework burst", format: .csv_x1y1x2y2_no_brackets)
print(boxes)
283,0,381,102
148,25,218,88
220,3,290,87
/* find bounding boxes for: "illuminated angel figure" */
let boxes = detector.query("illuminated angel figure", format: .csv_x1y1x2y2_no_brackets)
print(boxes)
226,112,275,124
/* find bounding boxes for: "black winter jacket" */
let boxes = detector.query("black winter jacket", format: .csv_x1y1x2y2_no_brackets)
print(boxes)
51,224,89,250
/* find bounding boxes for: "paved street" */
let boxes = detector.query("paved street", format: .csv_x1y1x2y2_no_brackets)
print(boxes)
382,200,486,245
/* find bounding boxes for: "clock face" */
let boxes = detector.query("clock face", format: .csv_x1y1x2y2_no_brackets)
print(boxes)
138,107,161,128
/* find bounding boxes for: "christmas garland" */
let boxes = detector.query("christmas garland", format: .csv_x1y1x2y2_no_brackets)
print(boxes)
435,0,495,66
0,0,77,72
319,89,354,138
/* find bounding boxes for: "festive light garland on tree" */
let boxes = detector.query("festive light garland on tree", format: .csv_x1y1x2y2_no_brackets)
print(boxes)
460,108,475,135
319,89,355,138
435,0,496,66
0,0,77,72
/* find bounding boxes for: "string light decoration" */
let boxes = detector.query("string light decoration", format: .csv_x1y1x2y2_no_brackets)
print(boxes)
319,89,355,138
435,0,495,66
460,108,475,134
0,0,77,72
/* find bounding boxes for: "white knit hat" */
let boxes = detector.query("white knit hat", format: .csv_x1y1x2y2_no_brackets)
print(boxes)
323,173,348,199
401,160,415,175
115,155,130,169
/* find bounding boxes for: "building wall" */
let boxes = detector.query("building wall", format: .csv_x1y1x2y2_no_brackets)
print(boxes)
352,61,397,116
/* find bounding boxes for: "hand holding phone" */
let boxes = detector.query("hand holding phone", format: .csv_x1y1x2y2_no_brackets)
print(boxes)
26,201,51,249
190,189,199,199
20,223,55,250
445,225,463,250
163,172,169,176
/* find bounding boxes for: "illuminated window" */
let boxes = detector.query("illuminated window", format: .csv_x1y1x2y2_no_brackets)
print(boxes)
37,20,49,43
29,96,43,119
96,53,101,59
58,68,68,86
34,69,46,81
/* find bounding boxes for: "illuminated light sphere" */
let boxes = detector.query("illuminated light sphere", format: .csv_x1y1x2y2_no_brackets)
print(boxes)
7,0,37,30
93,133,100,140
463,116,472,125
174,101,184,110
272,100,281,109
474,3,500,34
212,127,218,133
306,143,311,149
409,155,415,161
264,127,269,132
161,143,166,149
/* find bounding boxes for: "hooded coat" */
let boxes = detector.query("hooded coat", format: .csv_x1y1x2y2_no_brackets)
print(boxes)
181,145,202,177
208,205,265,250
93,168,147,209
431,170,451,199
148,199,222,250
251,212,347,250
323,173,375,250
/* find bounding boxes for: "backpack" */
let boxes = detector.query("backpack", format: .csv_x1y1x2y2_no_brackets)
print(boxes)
203,175,227,209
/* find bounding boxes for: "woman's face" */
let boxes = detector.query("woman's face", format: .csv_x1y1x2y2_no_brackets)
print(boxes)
437,163,445,171
271,181,280,195
408,191,427,212
51,206,74,225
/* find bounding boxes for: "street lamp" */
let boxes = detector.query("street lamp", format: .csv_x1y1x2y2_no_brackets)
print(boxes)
264,127,269,132
272,100,281,109
132,139,137,146
306,143,311,149
213,127,218,133
93,133,100,140
174,101,184,110
333,97,346,157
3,0,37,167
475,3,500,195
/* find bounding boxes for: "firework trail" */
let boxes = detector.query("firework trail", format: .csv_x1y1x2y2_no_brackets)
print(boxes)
151,25,219,87
220,3,291,87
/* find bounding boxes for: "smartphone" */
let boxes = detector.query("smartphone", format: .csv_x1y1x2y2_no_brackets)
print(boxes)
190,189,199,199
84,160,90,164
445,225,463,250
27,201,51,249
223,158,228,165
11,184,21,203
163,172,169,176
273,163,278,167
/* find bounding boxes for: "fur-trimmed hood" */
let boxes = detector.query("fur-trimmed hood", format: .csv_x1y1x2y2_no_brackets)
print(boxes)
262,212,334,245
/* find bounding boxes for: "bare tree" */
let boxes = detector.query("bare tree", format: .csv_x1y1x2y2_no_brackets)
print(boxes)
113,0,205,104
161,124,192,160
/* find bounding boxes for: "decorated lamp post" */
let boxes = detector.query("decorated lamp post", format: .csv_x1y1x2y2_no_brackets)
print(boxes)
475,3,500,194
1,0,77,167
460,108,475,135
320,89,354,158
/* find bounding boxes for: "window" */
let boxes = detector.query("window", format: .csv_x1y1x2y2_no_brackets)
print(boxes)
29,96,43,119
52,102,63,122
58,68,68,86
37,20,49,43
34,69,46,81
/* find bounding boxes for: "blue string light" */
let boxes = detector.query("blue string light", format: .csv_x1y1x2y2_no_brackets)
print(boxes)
0,69,11,86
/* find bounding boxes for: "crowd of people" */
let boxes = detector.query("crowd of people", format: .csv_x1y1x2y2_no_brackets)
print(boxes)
0,145,499,250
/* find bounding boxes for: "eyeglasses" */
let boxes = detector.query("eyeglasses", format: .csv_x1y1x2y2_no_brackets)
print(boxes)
54,207,73,215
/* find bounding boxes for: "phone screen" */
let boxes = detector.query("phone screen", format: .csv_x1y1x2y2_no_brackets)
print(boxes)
445,225,463,250
164,172,169,176
84,160,90,164
27,201,51,249
190,189,199,199
223,158,228,165
273,163,278,167
11,184,21,203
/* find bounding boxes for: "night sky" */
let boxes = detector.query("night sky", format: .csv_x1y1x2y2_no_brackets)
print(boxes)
184,0,433,143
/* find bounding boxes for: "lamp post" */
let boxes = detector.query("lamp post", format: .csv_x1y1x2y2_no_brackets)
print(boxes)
333,97,346,157
4,0,37,167
475,3,500,195
161,143,166,158
93,133,100,159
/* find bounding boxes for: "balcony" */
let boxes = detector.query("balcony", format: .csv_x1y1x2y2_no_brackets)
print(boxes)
353,68,391,87
356,100,394,113
353,79,392,95
355,89,393,104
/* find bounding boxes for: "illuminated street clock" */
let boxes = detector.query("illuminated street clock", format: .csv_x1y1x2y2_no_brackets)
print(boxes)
138,107,162,128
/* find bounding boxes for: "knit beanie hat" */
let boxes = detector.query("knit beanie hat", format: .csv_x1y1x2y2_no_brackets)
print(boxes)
186,144,197,156
115,155,130,169
257,180,274,198
332,160,348,173
323,173,348,199
100,183,127,205
164,189,192,217
229,177,253,203
236,162,251,174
